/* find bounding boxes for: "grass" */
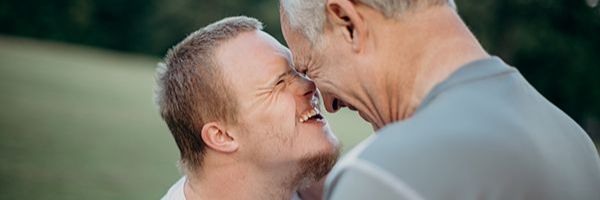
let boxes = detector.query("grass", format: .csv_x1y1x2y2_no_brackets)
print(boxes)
0,36,372,199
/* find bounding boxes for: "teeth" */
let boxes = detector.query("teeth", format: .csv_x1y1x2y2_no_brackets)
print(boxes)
299,107,321,123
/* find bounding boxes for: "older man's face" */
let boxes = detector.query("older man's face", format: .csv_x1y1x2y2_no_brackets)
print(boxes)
217,30,339,174
280,7,366,125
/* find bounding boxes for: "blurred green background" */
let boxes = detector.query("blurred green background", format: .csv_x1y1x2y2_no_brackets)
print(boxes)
0,0,598,199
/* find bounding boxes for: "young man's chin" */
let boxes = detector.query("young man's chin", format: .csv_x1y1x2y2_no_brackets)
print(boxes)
295,148,340,189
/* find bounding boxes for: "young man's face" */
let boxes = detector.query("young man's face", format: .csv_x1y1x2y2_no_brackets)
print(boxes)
217,30,339,173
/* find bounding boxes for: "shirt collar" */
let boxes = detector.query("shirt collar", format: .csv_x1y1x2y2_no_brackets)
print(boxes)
417,56,516,112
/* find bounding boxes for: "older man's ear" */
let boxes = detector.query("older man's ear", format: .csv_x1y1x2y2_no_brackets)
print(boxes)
201,122,239,153
325,0,368,53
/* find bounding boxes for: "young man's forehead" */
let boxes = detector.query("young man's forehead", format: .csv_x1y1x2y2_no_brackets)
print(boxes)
218,30,289,61
217,31,293,91
257,31,293,60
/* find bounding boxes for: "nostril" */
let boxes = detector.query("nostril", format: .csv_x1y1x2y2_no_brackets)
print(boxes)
303,89,314,97
332,98,340,111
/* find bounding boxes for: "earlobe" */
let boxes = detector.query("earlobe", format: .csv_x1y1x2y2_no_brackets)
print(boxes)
200,122,239,153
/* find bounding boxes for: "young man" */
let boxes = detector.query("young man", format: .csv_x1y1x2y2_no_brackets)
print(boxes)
156,16,340,200
280,0,600,199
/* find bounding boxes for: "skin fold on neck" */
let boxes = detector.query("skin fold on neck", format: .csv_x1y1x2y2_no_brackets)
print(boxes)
361,6,489,129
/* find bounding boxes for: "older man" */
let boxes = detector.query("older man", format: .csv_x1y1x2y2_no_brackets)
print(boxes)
156,16,340,200
280,0,600,199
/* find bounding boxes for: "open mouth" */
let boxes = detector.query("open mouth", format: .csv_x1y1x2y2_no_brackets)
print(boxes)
332,97,356,111
332,98,341,111
299,107,324,123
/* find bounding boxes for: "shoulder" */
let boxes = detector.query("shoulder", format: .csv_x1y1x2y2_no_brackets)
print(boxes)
325,121,527,199
326,156,426,200
325,133,426,200
363,119,527,173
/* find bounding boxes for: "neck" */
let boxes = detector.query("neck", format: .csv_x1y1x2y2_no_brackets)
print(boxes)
365,6,488,129
184,156,298,200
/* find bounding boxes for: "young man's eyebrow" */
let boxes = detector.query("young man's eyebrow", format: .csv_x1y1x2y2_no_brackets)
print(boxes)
270,69,293,86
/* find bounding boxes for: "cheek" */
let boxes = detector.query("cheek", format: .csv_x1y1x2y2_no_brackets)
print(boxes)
252,95,295,124
315,64,357,99
314,78,338,99
265,94,296,121
318,50,355,85
279,96,299,135
258,94,298,142
313,62,342,91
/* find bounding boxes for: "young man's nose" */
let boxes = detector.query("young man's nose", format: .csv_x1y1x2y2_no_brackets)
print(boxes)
291,75,316,99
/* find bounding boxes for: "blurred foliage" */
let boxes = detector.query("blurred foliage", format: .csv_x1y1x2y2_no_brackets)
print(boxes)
457,0,600,125
0,0,598,136
0,0,283,55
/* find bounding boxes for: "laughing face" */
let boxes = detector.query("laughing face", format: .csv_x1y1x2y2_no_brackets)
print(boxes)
216,30,339,175
280,10,377,130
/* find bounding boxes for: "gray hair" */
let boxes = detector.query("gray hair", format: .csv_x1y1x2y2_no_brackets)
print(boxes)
155,16,263,175
281,0,456,45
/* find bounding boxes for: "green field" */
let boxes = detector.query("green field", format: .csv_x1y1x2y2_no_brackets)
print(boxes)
0,36,372,199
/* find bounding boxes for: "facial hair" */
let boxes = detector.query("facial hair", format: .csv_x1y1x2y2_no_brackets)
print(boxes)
294,147,341,190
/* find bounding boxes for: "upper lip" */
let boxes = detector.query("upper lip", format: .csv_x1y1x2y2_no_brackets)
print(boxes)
299,96,322,123
299,106,321,122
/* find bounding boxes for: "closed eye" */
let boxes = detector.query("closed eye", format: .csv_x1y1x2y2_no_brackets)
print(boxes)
276,79,285,85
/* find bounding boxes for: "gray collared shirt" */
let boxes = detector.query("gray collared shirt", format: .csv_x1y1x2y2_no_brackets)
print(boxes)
324,57,600,200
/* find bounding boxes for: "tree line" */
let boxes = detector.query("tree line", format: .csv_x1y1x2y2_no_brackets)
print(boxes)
1,0,598,138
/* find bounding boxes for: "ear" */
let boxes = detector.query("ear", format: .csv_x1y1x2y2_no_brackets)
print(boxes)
200,122,239,153
325,0,367,52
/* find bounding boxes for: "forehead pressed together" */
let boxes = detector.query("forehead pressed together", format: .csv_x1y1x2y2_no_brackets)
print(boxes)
279,0,458,130
155,16,339,184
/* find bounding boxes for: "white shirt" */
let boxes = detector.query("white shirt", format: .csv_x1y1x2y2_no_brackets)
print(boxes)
160,176,303,200
161,177,186,200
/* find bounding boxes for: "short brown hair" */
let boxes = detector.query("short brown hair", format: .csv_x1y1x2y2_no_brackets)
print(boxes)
155,16,263,174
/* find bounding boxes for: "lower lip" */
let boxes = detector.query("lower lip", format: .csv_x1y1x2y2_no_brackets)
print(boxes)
303,117,327,126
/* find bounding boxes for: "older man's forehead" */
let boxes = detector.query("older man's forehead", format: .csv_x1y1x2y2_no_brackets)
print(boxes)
288,41,313,71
